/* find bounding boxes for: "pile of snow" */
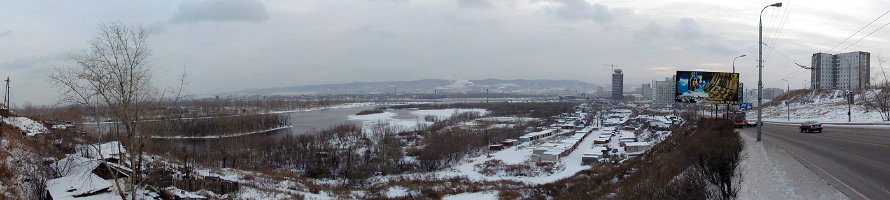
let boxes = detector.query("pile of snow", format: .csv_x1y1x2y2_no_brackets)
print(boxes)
443,191,498,200
1,116,49,136
386,186,411,198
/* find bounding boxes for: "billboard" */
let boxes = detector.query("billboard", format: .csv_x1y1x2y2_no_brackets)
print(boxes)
675,71,739,104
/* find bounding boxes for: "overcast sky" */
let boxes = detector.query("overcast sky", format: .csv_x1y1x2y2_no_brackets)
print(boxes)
2,0,890,106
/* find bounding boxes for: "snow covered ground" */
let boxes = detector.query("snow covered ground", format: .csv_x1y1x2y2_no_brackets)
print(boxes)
1,116,48,136
348,108,489,133
427,126,650,185
442,191,498,200
736,129,848,200
755,90,890,124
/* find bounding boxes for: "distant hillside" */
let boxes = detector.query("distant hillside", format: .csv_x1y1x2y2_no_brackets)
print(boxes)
225,79,601,96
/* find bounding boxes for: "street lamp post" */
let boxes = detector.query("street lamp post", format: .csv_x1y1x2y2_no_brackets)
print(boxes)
730,54,746,117
733,54,746,74
758,2,782,142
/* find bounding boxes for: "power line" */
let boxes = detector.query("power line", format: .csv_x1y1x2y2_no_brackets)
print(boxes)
763,0,793,63
829,10,890,53
839,17,890,53
762,0,793,64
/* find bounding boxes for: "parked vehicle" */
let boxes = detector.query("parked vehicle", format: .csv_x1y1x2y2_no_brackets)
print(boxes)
800,121,823,133
723,111,754,128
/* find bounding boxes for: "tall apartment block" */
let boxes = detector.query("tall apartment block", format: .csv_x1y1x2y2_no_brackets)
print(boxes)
612,69,624,102
811,51,870,90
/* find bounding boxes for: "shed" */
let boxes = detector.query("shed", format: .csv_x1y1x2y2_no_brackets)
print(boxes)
541,150,561,163
625,142,650,154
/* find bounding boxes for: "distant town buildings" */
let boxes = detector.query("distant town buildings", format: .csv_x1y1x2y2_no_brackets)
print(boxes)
653,76,675,107
762,88,785,100
641,83,653,99
745,88,785,101
811,51,870,90
612,69,624,102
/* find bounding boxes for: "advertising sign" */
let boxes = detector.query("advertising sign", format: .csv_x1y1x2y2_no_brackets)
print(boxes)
675,71,740,104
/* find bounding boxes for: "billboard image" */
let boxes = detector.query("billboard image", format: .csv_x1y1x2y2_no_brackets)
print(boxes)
675,71,739,104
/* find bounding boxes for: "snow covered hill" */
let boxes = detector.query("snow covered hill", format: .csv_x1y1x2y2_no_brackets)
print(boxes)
224,78,601,96
751,89,890,124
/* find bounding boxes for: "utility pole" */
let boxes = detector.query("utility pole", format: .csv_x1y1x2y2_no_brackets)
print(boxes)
782,79,790,121
848,90,853,122
3,77,9,107
485,89,489,103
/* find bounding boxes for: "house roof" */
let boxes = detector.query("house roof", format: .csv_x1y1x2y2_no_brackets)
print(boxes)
52,155,100,177
46,173,122,200
625,142,650,147
78,141,128,160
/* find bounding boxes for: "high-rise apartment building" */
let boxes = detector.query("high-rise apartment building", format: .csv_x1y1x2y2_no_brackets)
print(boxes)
811,51,870,90
612,69,624,102
654,76,675,107
641,83,653,99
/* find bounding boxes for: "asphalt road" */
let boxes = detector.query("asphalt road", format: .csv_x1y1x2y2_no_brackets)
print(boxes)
740,123,890,200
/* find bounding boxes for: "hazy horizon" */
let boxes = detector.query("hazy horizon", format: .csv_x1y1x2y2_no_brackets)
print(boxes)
3,0,890,106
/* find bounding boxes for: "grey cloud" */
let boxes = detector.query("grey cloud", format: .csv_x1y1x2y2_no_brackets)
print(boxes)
634,18,704,42
349,25,397,39
0,53,70,71
458,0,490,9
633,23,665,42
552,0,616,24
169,0,269,24
0,30,10,38
369,0,409,3
671,18,702,41
633,18,735,55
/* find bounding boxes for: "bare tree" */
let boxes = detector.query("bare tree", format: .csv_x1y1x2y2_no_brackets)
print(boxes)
864,56,890,121
50,22,157,200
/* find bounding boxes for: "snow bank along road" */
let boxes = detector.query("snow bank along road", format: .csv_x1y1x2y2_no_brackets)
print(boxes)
743,123,890,200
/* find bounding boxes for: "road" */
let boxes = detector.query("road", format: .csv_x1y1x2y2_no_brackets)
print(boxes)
740,123,890,200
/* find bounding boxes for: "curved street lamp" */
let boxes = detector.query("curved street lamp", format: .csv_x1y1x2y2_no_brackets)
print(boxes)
758,2,782,142
733,54,746,74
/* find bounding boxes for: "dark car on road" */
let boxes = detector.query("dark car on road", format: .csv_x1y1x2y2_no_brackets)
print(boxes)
800,121,823,133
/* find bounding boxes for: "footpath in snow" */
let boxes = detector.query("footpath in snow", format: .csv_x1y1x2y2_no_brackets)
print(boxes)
736,129,848,200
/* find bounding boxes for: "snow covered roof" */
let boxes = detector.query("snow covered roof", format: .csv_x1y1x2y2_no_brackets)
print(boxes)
620,132,636,139
52,155,101,177
583,148,605,156
46,173,121,200
520,129,555,138
625,142,650,147
78,141,128,160
591,146,608,152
